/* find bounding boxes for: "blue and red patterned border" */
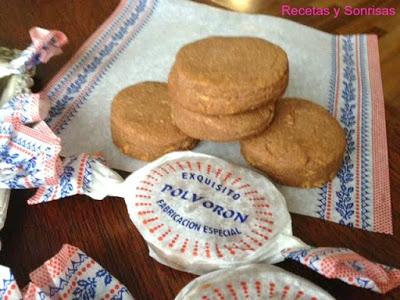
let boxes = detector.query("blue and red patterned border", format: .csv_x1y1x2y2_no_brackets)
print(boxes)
43,0,158,134
316,35,391,234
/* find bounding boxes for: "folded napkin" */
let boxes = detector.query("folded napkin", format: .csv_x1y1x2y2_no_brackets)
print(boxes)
42,0,391,234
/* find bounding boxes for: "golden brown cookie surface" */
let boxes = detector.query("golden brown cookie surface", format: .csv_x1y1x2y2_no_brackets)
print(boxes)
240,98,346,188
111,82,198,161
168,36,288,115
171,101,275,142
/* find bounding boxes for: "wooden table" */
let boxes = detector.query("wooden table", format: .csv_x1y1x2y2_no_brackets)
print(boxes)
0,0,399,299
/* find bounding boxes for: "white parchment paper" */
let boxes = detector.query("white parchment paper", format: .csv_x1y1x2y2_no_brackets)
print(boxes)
50,0,383,230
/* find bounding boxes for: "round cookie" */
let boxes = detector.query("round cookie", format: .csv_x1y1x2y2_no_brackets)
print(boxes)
170,101,275,141
168,36,288,115
240,98,346,188
111,82,198,161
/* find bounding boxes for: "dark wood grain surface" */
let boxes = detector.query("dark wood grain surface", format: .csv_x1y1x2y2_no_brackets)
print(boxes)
0,0,399,299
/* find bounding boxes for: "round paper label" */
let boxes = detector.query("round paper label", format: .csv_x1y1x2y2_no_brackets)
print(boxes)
125,152,293,273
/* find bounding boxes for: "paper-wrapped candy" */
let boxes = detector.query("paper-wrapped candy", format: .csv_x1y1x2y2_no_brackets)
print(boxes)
0,27,67,81
0,244,133,299
0,101,61,190
0,27,67,109
0,27,67,231
30,152,307,273
175,263,334,300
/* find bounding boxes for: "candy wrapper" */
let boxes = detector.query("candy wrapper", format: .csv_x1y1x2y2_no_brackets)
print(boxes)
0,116,61,189
0,27,67,80
0,244,133,299
282,247,400,294
0,27,67,230
175,263,334,300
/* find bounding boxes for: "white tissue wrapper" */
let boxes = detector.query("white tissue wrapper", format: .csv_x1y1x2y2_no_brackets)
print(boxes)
175,263,334,300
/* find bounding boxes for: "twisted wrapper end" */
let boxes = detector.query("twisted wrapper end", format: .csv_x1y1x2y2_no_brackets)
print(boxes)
29,27,68,64
28,153,125,205
282,247,400,294
0,27,68,78
0,244,134,299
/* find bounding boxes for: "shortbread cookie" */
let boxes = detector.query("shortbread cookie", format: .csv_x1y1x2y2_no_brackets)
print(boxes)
168,36,288,115
111,82,198,161
170,101,275,141
241,98,346,188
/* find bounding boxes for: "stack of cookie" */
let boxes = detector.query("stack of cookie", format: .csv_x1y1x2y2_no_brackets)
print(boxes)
168,37,288,141
111,36,346,189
